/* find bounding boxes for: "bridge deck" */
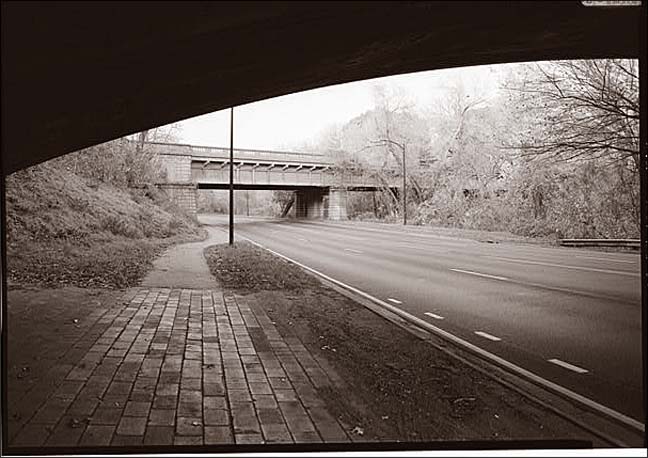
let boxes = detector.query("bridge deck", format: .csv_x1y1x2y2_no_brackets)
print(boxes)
146,141,331,166
149,140,400,189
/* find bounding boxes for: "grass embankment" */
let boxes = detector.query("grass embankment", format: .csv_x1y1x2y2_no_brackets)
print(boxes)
205,242,587,442
6,162,205,289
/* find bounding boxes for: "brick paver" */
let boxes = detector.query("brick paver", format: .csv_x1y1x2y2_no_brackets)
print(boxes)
8,288,351,449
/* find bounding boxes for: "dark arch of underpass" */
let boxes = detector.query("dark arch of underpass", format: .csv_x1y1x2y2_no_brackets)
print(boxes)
1,1,643,175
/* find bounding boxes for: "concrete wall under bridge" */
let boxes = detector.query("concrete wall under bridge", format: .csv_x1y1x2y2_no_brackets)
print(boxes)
151,141,397,220
288,187,347,220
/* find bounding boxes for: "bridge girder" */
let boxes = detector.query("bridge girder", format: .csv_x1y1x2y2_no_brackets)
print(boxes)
196,183,396,192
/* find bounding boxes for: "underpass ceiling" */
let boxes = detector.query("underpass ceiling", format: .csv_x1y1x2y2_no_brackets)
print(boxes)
1,1,643,174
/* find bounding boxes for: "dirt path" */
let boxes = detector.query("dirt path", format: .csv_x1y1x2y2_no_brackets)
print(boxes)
140,227,226,289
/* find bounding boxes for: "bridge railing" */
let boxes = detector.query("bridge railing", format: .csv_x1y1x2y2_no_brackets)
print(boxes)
145,141,331,165
193,147,328,164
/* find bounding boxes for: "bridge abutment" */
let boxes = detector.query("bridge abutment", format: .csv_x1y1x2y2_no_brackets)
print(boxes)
158,183,197,215
155,152,198,214
159,153,192,182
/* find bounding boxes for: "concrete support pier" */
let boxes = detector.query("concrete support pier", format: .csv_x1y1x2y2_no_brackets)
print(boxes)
328,187,348,220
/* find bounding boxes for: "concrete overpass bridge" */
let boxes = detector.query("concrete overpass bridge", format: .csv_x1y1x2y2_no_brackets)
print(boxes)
148,141,399,219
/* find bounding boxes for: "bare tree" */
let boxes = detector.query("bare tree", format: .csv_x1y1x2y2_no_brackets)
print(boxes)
136,123,183,151
506,59,639,170
365,85,429,203
435,82,487,160
499,59,640,236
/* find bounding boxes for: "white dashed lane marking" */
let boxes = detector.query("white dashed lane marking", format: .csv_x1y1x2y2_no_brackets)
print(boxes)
344,248,363,254
573,255,637,264
474,331,502,341
548,358,589,374
424,312,445,320
450,268,509,281
485,256,639,277
387,298,402,304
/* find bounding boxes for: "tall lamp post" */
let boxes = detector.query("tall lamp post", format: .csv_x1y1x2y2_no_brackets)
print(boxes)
229,107,234,245
402,146,407,226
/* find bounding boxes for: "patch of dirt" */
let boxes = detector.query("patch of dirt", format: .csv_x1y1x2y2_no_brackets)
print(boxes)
204,243,320,291
205,243,593,443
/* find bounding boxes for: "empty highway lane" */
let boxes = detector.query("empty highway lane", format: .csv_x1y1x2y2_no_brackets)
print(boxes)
200,214,643,424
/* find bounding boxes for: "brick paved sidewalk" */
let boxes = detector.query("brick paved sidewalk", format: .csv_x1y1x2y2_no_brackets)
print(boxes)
8,288,351,449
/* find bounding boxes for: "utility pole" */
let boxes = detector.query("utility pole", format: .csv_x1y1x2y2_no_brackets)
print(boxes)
229,107,234,245
402,146,407,225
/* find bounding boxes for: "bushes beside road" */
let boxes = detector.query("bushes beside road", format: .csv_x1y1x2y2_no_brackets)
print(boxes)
5,140,204,289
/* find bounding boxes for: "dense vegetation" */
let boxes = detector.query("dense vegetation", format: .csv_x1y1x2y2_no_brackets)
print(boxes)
283,59,640,239
5,134,203,288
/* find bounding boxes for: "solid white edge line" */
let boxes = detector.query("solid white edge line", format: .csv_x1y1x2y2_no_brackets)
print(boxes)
387,298,402,304
344,248,363,254
237,234,644,433
548,358,589,374
450,268,509,281
424,312,445,320
474,331,502,342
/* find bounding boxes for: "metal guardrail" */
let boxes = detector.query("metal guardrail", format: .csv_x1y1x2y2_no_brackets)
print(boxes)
559,239,641,249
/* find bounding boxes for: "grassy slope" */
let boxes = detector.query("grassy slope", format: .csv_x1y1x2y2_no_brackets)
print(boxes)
5,162,204,288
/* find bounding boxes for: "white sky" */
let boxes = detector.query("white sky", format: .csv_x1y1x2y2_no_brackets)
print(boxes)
173,63,515,151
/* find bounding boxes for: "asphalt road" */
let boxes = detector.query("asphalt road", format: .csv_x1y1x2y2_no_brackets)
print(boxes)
200,214,643,424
